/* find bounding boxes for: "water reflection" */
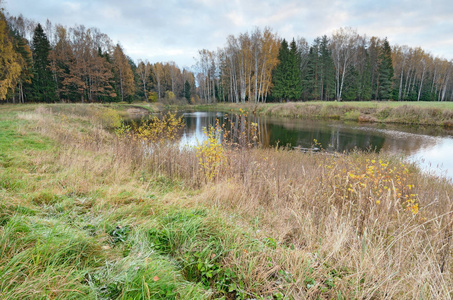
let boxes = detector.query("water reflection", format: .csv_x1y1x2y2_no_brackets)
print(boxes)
408,139,453,179
179,111,453,180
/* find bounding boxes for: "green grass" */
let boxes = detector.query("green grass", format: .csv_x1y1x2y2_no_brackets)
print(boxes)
2,103,453,299
296,100,453,109
0,105,280,299
183,101,453,126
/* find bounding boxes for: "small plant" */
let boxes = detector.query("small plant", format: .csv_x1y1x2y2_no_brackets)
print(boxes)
131,111,185,143
96,107,122,128
165,91,176,101
148,91,158,102
114,120,132,138
109,225,131,244
195,123,225,181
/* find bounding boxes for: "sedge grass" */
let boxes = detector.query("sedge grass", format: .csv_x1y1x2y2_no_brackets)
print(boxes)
1,104,453,299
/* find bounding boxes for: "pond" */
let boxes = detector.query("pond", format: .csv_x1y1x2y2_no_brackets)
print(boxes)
178,111,453,180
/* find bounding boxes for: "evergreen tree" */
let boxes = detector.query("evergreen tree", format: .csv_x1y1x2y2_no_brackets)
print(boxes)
31,23,56,102
303,44,319,100
272,39,302,101
288,39,303,99
184,80,191,102
302,36,334,101
378,38,394,100
319,36,335,101
355,48,372,100
272,39,289,101
342,65,359,100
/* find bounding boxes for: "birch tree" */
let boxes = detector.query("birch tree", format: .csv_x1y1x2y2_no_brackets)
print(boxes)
330,27,360,101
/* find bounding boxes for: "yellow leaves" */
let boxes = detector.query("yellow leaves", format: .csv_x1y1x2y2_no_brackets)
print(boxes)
196,124,225,181
97,108,122,128
0,16,22,100
115,121,132,138
123,112,185,143
113,44,135,99
405,198,419,215
327,157,418,214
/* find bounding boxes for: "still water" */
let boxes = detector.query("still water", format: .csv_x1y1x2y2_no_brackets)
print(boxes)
179,111,453,180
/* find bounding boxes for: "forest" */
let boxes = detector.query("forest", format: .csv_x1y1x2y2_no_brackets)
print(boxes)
1,7,453,104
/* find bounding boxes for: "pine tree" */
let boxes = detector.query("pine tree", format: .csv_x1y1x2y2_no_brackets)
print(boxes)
303,44,319,100
271,39,289,101
358,51,372,100
31,23,56,102
378,38,394,100
288,39,302,100
342,65,359,100
184,80,191,102
272,39,302,101
319,35,335,100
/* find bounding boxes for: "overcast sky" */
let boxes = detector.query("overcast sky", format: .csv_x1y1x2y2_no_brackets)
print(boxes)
4,0,453,69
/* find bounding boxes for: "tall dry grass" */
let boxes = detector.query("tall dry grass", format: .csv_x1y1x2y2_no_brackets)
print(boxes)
15,105,453,298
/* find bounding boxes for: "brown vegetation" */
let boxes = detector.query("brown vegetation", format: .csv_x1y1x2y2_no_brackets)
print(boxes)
2,104,453,298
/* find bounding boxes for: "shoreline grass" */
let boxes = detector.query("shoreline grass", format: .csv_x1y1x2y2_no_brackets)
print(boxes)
1,103,453,299
181,101,453,127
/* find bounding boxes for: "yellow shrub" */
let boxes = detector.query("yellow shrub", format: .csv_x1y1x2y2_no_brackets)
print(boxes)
96,108,122,128
134,112,185,143
195,124,225,181
327,157,419,215
115,112,185,143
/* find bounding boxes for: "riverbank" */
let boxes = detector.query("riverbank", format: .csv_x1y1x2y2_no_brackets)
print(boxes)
186,101,453,127
1,104,453,299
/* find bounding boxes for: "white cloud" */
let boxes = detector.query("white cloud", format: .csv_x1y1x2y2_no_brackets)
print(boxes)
4,0,453,68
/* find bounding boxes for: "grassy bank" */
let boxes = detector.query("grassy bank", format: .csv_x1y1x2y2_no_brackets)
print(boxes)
1,104,453,299
188,101,453,127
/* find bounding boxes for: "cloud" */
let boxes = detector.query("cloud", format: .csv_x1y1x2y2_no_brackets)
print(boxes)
4,0,453,68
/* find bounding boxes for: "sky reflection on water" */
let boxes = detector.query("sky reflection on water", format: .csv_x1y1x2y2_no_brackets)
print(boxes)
178,111,453,181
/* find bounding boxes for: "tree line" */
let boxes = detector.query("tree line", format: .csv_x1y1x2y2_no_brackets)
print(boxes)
1,5,452,104
196,27,453,103
0,8,196,103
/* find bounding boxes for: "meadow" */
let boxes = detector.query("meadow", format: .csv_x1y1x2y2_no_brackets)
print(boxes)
1,103,453,299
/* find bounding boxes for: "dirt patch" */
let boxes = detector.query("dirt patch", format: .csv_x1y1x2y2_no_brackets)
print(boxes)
126,107,150,117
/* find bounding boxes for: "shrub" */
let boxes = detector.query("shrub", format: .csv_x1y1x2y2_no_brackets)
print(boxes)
195,123,225,181
148,91,158,103
164,91,176,101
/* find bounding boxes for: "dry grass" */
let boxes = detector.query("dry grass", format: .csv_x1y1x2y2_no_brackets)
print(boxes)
196,149,453,298
194,101,453,127
2,104,453,299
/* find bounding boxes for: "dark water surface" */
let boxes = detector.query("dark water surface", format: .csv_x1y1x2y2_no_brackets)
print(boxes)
177,111,453,180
